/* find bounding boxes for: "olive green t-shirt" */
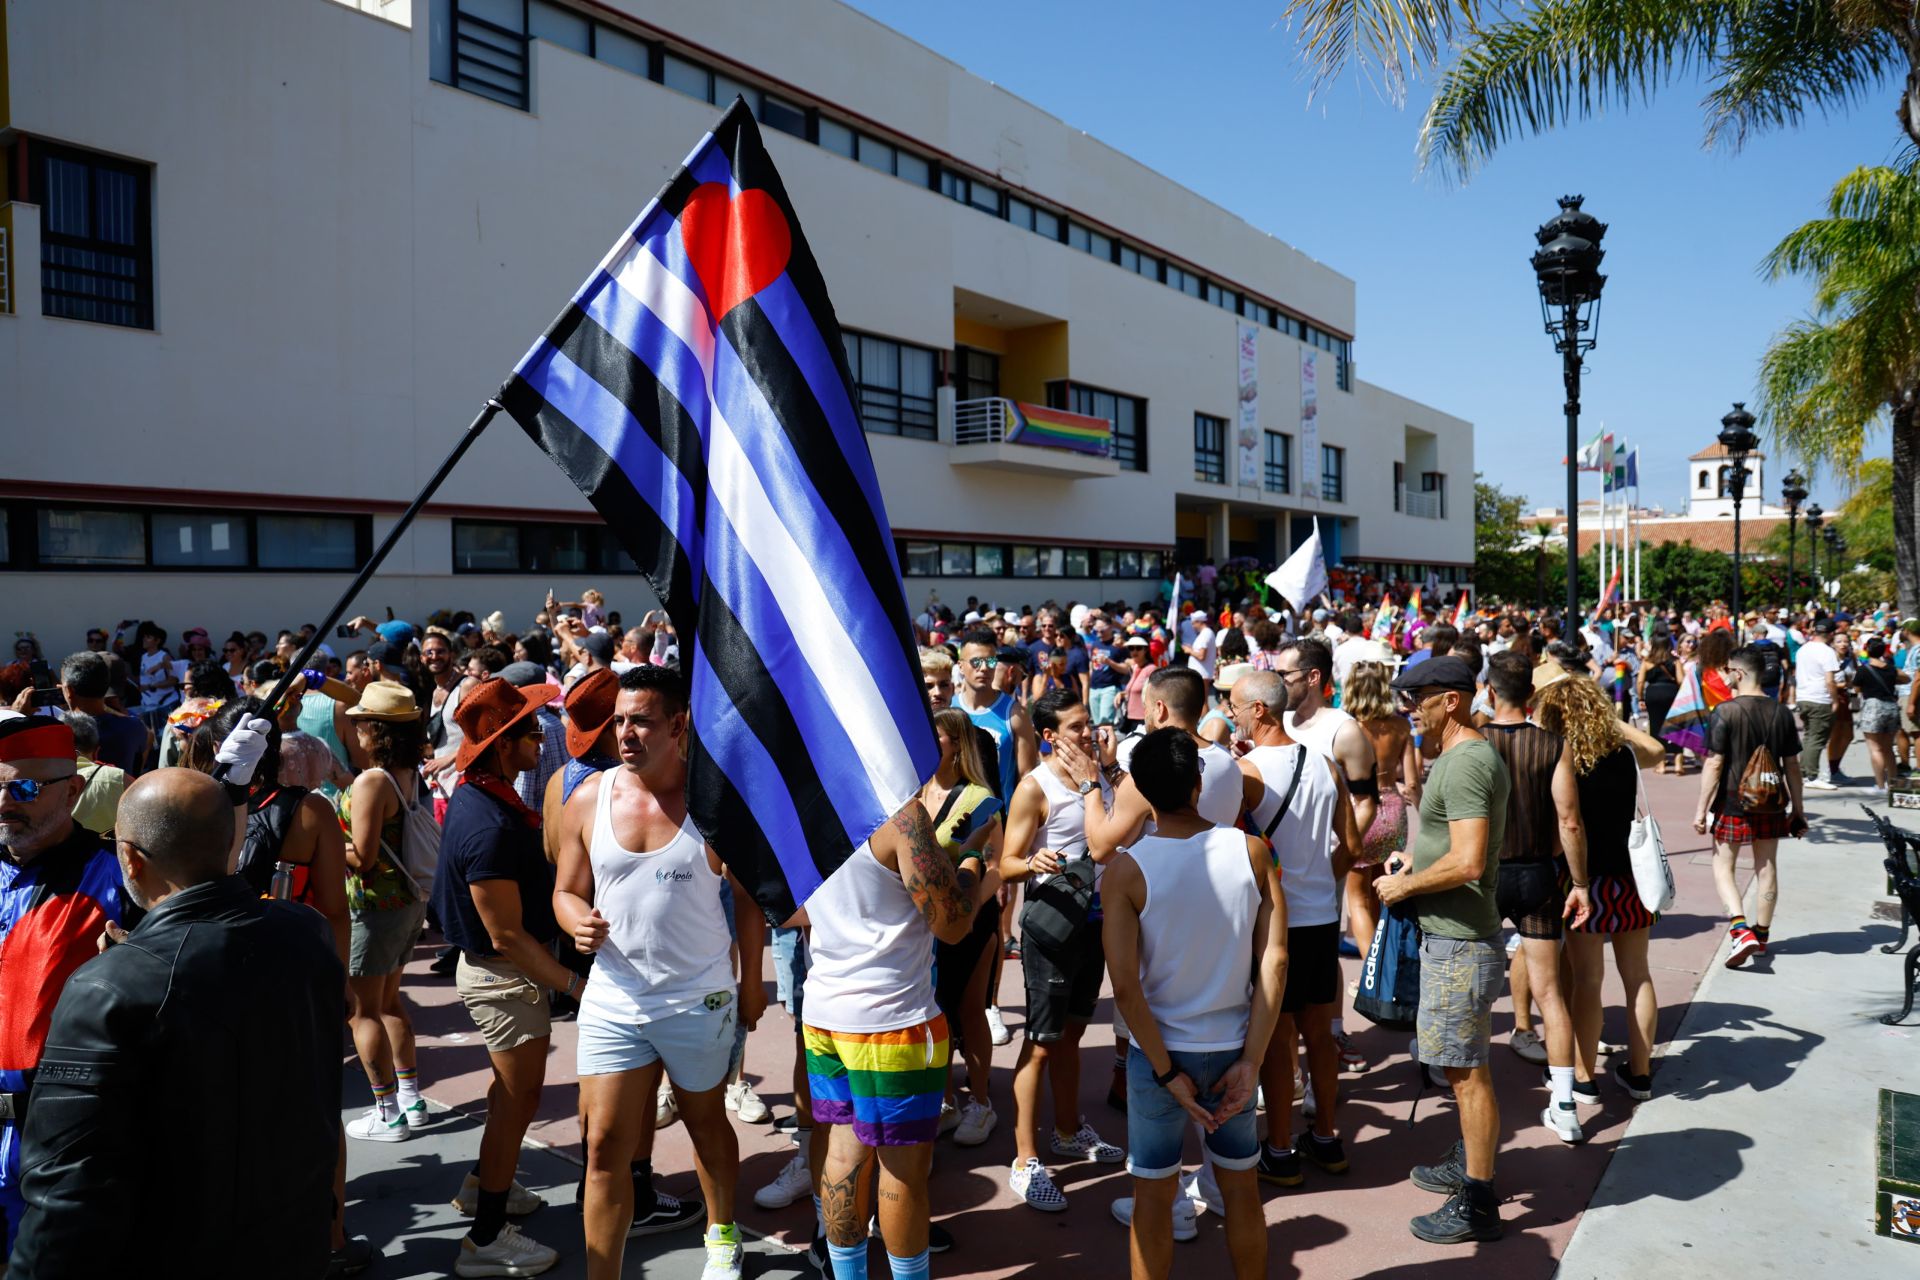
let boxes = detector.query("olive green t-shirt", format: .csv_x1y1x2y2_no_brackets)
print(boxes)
1408,737,1509,941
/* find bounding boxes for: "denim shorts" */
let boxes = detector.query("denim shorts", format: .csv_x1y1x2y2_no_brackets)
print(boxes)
577,997,737,1090
1124,1045,1258,1178
771,925,810,1021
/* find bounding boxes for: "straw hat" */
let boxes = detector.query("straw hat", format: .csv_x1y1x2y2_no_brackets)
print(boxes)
345,680,421,722
1214,662,1251,692
1531,660,1572,697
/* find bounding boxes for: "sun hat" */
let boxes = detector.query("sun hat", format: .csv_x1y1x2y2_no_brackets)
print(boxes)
1213,662,1250,692
1531,660,1572,696
344,680,421,722
453,677,552,771
564,668,620,758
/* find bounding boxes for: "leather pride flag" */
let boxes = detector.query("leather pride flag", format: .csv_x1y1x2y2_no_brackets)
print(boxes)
500,100,937,922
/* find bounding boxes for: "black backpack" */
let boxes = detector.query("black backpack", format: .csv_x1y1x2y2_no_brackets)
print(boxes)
238,787,308,897
1752,638,1784,691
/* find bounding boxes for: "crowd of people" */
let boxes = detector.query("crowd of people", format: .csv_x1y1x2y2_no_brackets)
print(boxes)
0,570,1895,1278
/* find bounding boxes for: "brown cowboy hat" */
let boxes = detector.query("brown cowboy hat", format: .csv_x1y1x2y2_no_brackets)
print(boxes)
454,677,551,771
564,668,620,759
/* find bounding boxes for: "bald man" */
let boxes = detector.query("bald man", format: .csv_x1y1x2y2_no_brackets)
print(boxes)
0,711,127,1264
11,768,344,1279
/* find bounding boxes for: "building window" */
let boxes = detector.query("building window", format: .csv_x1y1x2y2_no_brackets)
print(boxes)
1051,381,1147,473
761,93,808,140
903,541,941,576
843,330,937,440
1265,432,1291,493
1421,471,1448,519
593,25,650,76
528,0,590,53
1335,340,1353,392
661,50,709,100
442,0,533,110
818,118,856,158
954,347,1000,402
14,503,367,571
1321,445,1346,503
897,538,1164,579
1068,223,1114,261
1393,461,1404,511
1165,264,1203,298
453,519,635,573
27,141,154,329
1194,413,1227,484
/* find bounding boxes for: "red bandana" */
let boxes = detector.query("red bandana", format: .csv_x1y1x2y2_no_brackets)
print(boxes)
459,770,541,830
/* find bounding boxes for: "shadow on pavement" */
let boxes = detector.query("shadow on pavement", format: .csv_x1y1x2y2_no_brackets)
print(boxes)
1650,1001,1824,1100
1764,923,1900,956
1586,1126,1754,1208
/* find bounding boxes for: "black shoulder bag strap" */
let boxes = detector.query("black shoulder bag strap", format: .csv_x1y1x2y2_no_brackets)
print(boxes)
1262,745,1309,841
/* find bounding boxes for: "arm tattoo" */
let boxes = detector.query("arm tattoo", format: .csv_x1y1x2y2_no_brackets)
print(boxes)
821,1162,865,1246
893,804,974,931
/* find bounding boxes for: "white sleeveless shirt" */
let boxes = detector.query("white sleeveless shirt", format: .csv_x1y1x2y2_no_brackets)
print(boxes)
1130,826,1259,1051
803,842,942,1034
579,770,735,1024
1284,705,1353,762
1116,735,1243,832
1028,762,1112,898
1244,742,1342,927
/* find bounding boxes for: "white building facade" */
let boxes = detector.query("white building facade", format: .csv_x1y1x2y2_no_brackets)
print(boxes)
0,0,1473,645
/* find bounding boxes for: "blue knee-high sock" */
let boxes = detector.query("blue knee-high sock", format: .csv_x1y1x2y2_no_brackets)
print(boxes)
888,1248,931,1280
828,1239,869,1280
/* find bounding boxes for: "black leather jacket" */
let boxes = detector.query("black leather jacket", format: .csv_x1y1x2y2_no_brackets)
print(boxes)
10,875,344,1279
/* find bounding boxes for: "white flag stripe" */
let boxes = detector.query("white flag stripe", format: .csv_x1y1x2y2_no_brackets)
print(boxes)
606,236,920,811
1267,521,1327,609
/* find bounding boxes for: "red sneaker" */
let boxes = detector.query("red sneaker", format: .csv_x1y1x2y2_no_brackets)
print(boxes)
1725,927,1761,968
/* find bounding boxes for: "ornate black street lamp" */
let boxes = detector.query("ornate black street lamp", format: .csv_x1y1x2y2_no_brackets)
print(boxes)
1533,196,1608,621
1806,502,1826,603
1719,403,1759,623
1781,470,1807,610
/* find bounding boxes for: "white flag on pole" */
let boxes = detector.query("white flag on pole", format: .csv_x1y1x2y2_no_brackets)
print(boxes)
1267,519,1328,611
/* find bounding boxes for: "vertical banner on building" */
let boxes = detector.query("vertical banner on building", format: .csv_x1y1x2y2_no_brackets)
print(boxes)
1299,349,1319,499
1236,323,1260,487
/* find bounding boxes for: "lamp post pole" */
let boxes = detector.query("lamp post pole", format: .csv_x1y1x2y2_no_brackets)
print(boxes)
1781,470,1807,614
1719,403,1758,628
1806,503,1825,606
1532,195,1609,623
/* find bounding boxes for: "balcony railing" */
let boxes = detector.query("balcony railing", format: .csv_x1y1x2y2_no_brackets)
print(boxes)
949,397,1118,477
1401,486,1445,519
0,227,9,314
954,396,1018,445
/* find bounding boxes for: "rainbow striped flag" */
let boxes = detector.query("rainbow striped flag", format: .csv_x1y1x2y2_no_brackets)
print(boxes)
1660,662,1734,756
1008,401,1112,456
1407,586,1423,618
1451,590,1471,630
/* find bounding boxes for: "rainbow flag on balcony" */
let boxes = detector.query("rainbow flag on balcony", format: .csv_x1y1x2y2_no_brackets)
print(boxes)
1007,401,1112,457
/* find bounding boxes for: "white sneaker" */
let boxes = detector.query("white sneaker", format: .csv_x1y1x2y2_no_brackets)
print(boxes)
1181,1171,1225,1217
1542,1100,1585,1144
754,1151,813,1210
699,1232,744,1280
986,1005,1011,1046
954,1100,997,1147
726,1079,771,1124
1807,776,1839,791
401,1097,430,1129
1010,1157,1068,1212
345,1106,408,1143
1111,1195,1197,1241
1052,1119,1125,1164
657,1081,679,1129
455,1223,558,1277
452,1173,546,1217
938,1099,962,1135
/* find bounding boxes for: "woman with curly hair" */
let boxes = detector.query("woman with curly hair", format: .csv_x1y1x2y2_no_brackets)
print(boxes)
1340,659,1420,967
1531,655,1668,1103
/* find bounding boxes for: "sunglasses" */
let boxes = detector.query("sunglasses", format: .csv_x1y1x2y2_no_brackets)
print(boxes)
967,656,999,671
3,775,77,803
505,720,545,740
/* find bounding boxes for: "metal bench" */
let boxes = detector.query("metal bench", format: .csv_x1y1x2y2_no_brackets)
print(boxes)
1862,805,1920,1026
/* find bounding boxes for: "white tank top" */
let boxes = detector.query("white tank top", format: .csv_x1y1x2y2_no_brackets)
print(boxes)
1284,705,1353,763
579,769,735,1024
803,843,942,1034
1130,827,1259,1051
1244,742,1342,927
1195,741,1244,828
1028,762,1111,897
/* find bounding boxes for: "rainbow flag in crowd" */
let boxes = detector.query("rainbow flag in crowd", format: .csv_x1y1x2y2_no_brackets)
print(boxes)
1407,586,1423,618
1451,590,1470,630
1371,596,1396,641
1660,663,1734,756
1007,402,1112,456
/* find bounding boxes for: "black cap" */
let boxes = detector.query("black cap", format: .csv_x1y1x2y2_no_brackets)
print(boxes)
996,644,1031,672
365,641,408,675
499,661,548,688
580,632,617,664
1812,617,1837,634
1389,654,1478,694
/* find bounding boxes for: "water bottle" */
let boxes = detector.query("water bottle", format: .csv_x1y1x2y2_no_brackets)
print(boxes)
270,861,295,901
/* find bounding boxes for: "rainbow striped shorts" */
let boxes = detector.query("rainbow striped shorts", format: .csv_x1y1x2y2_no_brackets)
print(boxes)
802,1014,950,1147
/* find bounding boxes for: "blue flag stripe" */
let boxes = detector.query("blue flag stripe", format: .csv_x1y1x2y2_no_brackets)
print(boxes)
597,246,922,802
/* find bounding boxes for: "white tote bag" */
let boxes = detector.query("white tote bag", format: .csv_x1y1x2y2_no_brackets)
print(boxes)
1626,764,1674,915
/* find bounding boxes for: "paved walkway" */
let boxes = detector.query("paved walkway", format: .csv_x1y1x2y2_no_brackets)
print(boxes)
341,742,1918,1277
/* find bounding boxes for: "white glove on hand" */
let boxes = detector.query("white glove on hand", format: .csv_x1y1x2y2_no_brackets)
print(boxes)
214,715,274,786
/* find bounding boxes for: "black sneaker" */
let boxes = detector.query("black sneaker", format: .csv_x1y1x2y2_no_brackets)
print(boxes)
428,947,459,977
325,1237,375,1278
1257,1143,1304,1187
631,1186,704,1237
1613,1061,1652,1101
1546,1068,1601,1103
808,1231,830,1272
1409,1185,1502,1244
929,1223,954,1254
1297,1131,1349,1175
1409,1140,1465,1194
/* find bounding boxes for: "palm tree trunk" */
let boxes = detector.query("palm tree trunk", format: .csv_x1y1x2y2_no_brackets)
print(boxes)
1905,18,1920,150
1894,390,1920,617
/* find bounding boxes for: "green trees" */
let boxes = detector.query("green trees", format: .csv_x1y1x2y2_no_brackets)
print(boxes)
1473,475,1536,602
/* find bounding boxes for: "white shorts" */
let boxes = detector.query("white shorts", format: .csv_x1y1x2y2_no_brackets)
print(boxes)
576,995,737,1091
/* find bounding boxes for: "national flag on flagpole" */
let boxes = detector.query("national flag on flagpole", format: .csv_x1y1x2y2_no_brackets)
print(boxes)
1602,443,1628,493
500,100,937,921
1626,447,1640,489
1566,430,1614,471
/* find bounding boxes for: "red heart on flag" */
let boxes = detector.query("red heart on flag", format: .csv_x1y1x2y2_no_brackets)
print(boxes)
679,182,792,322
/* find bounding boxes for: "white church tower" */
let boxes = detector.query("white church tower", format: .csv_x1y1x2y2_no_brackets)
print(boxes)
1687,443,1764,519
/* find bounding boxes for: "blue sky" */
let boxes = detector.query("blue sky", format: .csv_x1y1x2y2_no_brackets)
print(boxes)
845,0,1901,517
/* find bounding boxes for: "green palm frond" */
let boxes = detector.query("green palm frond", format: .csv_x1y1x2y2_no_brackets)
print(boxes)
1281,0,1492,102
1705,0,1899,148
1417,0,1745,182
1757,318,1883,475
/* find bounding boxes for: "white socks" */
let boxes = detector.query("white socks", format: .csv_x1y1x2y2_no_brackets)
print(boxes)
1548,1065,1574,1107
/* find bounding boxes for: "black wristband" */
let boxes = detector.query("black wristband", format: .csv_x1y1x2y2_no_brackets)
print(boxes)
1153,1064,1181,1087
